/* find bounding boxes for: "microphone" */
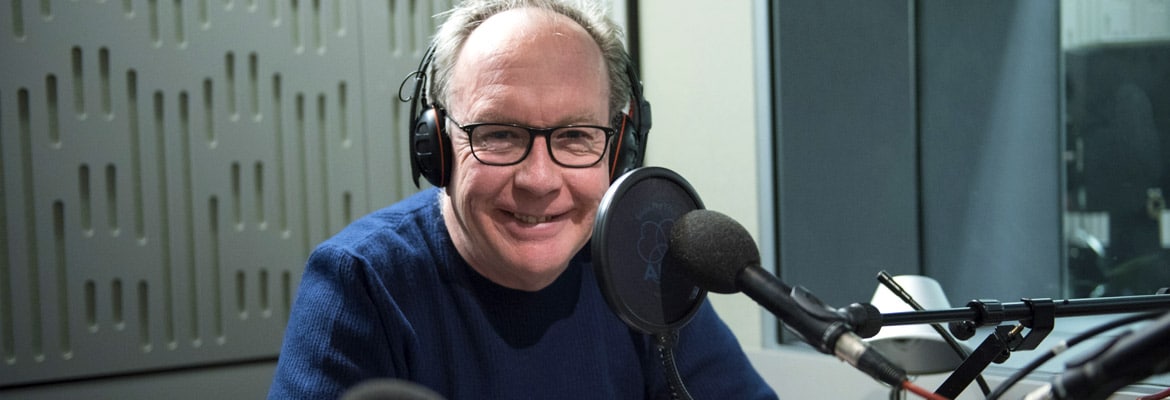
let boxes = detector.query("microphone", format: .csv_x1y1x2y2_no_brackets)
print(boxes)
668,209,906,387
340,379,446,400
1025,311,1170,400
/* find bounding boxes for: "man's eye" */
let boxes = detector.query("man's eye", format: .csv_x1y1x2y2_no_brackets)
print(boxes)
555,128,602,141
480,128,521,141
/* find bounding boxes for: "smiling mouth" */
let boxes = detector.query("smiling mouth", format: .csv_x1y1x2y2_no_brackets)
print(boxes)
512,212,554,224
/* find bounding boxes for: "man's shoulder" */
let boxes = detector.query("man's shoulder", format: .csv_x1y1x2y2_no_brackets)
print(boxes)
314,188,444,261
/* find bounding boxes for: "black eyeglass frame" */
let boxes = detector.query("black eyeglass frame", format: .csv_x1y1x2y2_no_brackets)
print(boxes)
443,109,617,168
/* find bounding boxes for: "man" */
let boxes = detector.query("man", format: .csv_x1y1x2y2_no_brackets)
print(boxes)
268,1,777,398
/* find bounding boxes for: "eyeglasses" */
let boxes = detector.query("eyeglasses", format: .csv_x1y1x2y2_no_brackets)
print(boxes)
445,111,616,168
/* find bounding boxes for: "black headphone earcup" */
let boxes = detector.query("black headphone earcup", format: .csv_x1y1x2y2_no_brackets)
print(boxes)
411,106,452,187
608,112,643,181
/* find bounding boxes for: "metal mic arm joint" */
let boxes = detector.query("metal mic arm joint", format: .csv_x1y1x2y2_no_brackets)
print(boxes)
935,298,1058,398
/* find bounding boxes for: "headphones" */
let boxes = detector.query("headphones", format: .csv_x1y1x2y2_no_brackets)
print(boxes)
404,44,652,188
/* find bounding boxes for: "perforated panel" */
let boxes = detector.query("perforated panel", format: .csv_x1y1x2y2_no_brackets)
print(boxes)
0,0,450,387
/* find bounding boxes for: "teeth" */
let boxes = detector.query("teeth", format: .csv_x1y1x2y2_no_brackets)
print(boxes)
513,213,551,224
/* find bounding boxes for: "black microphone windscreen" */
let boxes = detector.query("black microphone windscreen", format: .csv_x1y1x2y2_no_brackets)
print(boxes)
668,209,760,294
340,379,445,400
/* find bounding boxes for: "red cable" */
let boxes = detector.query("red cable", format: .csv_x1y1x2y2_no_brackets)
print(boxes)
902,380,950,400
1138,387,1170,400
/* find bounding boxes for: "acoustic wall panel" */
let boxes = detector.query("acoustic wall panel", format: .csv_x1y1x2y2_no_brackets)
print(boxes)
0,0,446,387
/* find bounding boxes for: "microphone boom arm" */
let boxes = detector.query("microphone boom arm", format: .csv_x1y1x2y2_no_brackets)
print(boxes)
859,292,1170,398
874,293,1170,329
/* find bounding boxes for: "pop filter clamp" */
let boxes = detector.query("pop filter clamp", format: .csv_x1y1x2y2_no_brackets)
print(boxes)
592,167,708,400
850,280,1170,398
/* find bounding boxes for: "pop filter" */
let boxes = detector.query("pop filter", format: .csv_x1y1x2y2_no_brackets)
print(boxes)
592,166,707,335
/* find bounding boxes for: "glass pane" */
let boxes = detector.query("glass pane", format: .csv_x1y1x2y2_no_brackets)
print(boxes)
1062,0,1170,297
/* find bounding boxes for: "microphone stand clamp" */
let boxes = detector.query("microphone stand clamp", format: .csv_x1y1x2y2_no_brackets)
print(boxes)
935,298,1056,398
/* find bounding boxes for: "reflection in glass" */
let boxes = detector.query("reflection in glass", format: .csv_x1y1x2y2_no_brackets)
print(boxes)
1062,0,1170,297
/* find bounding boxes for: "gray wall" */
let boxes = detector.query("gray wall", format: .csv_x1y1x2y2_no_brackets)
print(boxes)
917,1,1063,304
0,1,448,397
773,0,921,312
772,0,1062,311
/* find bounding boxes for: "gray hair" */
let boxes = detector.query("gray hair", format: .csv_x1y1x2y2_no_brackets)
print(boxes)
429,0,633,120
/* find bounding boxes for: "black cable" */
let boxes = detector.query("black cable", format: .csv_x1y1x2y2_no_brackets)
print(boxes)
875,271,991,396
985,311,1163,400
655,332,693,400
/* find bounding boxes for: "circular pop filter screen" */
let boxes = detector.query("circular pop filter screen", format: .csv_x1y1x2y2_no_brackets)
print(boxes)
592,167,707,335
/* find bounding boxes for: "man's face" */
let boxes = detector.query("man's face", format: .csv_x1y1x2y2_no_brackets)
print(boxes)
441,8,612,291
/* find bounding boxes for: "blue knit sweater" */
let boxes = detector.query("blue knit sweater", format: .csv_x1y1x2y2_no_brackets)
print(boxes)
268,188,777,399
